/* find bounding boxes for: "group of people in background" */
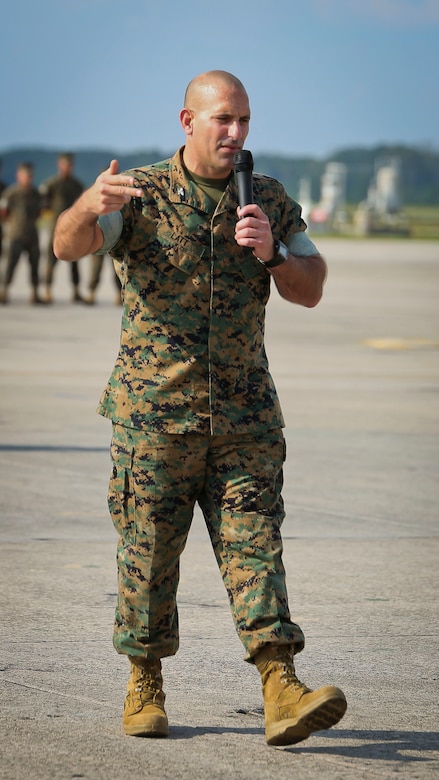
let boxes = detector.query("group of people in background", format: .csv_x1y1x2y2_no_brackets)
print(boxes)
0,154,122,305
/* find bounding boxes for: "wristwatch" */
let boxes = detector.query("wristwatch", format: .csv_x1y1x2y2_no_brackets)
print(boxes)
258,239,289,268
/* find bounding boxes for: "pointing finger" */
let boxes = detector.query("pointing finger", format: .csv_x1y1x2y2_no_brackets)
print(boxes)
108,159,119,175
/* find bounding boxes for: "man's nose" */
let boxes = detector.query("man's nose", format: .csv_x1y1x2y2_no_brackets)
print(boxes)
228,121,242,140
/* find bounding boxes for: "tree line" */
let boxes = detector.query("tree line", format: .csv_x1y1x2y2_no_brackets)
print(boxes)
1,143,438,206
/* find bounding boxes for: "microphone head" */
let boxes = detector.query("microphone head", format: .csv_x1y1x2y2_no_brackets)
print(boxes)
234,149,253,173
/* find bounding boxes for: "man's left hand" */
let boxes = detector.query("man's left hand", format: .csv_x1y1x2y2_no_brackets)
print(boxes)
235,204,274,263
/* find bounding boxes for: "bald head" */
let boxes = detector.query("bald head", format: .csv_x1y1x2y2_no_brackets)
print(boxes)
184,70,248,109
180,70,250,178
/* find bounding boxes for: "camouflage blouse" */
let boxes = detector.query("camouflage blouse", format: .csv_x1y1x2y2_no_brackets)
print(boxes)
98,148,307,436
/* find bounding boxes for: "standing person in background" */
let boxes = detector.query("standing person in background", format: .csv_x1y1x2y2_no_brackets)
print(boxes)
40,153,84,303
0,162,44,305
53,70,347,747
86,252,122,305
0,159,6,264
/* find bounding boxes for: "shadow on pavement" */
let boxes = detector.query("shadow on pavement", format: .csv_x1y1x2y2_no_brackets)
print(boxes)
286,728,438,762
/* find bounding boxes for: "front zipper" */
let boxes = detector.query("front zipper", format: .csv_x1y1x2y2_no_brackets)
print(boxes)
208,244,215,436
207,192,228,436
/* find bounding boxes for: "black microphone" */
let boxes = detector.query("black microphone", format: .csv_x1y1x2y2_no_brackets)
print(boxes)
234,149,254,208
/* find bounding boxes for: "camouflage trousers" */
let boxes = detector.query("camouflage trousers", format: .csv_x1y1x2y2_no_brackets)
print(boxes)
108,423,305,663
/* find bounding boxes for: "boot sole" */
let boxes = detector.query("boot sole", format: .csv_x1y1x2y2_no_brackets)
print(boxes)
124,721,169,738
266,690,347,746
123,713,169,738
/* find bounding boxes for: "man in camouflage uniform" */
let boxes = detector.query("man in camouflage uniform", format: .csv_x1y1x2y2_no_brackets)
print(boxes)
0,162,44,304
53,70,347,746
39,152,84,303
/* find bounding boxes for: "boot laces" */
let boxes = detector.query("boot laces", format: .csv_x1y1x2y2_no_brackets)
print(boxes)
134,668,162,698
278,657,309,693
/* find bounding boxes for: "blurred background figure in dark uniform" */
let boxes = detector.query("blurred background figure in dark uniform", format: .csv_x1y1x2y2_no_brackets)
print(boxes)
0,159,6,265
40,152,85,303
0,162,44,304
86,252,122,305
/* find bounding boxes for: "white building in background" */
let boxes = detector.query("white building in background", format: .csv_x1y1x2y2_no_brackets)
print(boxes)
354,156,408,235
320,162,347,219
298,176,312,223
367,158,401,215
309,161,347,229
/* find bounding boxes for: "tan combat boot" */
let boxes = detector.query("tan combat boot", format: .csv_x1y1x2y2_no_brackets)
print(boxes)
72,285,84,303
122,657,169,737
30,287,45,305
255,645,347,746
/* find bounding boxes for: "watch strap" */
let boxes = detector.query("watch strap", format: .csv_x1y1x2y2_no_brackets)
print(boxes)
258,240,288,268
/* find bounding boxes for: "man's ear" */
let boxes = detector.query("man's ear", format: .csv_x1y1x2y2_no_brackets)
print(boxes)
179,108,193,136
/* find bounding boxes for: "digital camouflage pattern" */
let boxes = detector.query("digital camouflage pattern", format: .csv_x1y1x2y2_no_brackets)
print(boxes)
109,423,305,661
100,147,310,663
97,147,307,436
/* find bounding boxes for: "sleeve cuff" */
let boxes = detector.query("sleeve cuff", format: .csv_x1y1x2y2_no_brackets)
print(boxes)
288,231,320,257
96,211,123,254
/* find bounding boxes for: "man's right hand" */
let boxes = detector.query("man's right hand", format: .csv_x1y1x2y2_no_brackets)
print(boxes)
53,159,142,261
83,159,143,217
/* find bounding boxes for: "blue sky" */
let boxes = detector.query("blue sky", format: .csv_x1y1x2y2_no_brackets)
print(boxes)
1,0,438,158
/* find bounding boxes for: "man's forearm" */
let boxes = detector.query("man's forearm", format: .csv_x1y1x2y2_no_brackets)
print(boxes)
53,196,103,261
270,253,327,307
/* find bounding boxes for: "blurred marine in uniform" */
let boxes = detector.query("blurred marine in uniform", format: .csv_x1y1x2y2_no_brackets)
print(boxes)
0,159,6,262
86,252,122,305
39,153,84,303
0,162,44,304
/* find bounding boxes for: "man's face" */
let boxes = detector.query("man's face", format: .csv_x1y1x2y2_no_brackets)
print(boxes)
183,81,250,178
58,158,73,177
16,167,33,188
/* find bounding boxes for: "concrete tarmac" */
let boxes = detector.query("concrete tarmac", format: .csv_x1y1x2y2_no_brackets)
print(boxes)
1,239,438,779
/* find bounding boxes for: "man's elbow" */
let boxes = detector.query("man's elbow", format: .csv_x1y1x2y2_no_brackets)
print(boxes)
53,238,73,262
291,285,323,308
296,256,327,307
306,256,327,307
304,290,323,308
52,240,65,261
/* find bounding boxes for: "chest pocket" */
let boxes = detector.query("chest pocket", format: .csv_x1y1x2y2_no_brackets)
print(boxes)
153,206,211,276
164,233,209,276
